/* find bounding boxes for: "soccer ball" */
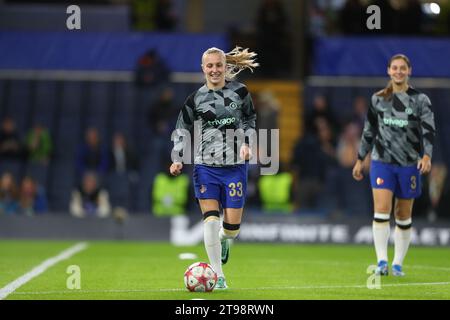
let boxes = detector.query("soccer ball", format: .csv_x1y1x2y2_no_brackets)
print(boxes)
184,262,217,292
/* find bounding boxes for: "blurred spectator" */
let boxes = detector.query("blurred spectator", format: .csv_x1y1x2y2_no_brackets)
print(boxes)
246,162,262,209
0,172,19,215
414,137,446,220
155,0,178,31
76,127,109,176
315,117,337,165
349,95,369,131
336,121,361,169
255,0,291,77
147,87,178,172
148,87,178,138
329,121,372,216
135,49,170,88
435,172,450,220
258,167,293,213
305,95,340,136
291,117,337,210
255,90,280,159
70,172,111,218
308,2,328,37
109,132,139,175
152,169,189,216
106,132,139,211
18,176,48,216
339,0,367,34
26,123,53,165
255,90,279,131
426,163,449,221
0,117,25,161
130,0,157,31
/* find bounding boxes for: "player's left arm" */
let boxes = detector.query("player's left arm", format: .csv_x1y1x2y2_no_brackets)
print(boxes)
172,93,195,166
417,94,436,175
240,86,256,160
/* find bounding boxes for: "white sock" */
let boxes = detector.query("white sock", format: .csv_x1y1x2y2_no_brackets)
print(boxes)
373,213,390,263
219,226,240,242
203,218,224,277
393,219,412,266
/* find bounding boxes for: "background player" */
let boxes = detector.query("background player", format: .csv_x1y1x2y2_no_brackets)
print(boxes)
352,54,435,276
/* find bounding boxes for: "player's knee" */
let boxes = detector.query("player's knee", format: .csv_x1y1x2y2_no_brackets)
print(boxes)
373,212,390,224
223,221,240,239
203,210,220,223
396,218,412,230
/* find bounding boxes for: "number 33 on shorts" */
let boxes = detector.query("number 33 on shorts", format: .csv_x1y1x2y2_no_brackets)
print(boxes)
228,182,243,197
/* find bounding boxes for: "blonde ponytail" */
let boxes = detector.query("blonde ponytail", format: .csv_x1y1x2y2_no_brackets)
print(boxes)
202,46,259,81
224,46,259,80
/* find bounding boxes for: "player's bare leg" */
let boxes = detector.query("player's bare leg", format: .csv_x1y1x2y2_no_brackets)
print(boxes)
372,189,393,275
209,207,243,289
392,198,414,276
220,208,243,265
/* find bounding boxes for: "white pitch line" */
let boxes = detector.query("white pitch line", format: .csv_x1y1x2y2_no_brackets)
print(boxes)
410,265,450,272
0,242,88,300
7,281,450,297
267,260,450,273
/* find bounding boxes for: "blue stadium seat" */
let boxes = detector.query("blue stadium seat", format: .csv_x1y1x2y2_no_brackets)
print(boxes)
47,162,76,212
60,82,83,116
4,80,32,133
0,80,6,116
86,82,111,113
328,87,353,121
83,82,111,134
0,159,24,181
354,88,374,101
54,116,81,161
135,167,154,213
105,172,131,209
110,83,136,136
25,162,49,189
33,80,59,130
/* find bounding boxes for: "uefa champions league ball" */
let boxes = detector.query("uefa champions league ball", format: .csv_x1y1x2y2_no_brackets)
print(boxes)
183,262,218,292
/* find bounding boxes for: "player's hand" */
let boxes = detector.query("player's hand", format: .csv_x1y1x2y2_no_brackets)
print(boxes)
417,155,432,175
170,162,183,176
240,144,252,161
352,160,364,181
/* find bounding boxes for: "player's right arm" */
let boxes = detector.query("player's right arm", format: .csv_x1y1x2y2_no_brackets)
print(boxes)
170,93,196,175
170,162,183,176
352,159,365,181
353,95,378,181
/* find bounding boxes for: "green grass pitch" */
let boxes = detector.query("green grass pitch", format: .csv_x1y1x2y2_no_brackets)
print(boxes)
1,240,449,300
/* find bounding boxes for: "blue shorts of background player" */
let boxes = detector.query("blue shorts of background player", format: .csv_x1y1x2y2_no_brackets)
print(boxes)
193,163,248,209
370,160,422,199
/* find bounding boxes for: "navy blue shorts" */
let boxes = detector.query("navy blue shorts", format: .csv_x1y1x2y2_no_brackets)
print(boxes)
370,160,421,199
193,163,248,208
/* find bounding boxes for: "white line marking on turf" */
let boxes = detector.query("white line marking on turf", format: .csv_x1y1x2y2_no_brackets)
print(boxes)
267,260,450,273
8,281,450,296
410,265,450,272
0,242,88,300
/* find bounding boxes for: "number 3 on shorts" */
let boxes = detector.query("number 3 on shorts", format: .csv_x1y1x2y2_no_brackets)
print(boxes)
228,182,243,197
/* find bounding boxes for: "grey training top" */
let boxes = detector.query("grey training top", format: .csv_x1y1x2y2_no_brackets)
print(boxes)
173,80,256,166
358,87,435,166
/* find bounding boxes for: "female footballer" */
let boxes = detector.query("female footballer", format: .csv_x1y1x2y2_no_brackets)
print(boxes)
353,54,435,276
170,46,259,289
